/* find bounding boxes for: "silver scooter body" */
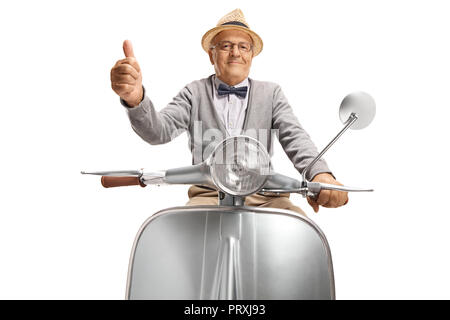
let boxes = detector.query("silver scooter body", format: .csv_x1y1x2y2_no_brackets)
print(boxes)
126,205,335,300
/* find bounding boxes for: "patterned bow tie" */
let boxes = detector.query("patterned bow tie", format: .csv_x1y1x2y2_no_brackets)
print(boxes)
217,83,248,98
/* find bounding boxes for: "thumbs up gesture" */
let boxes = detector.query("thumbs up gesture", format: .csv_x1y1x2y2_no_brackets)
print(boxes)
110,40,143,107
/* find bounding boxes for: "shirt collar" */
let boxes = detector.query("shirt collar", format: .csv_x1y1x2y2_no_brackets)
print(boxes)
214,75,249,90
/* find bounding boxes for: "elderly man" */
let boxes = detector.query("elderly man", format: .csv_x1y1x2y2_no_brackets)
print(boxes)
110,9,348,215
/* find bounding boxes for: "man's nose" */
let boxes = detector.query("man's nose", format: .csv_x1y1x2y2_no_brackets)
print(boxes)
230,44,241,57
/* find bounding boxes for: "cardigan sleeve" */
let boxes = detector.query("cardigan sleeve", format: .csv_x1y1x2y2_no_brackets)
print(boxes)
271,85,334,181
121,85,192,145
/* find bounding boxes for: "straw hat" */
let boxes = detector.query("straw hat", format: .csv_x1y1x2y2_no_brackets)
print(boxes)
201,9,263,56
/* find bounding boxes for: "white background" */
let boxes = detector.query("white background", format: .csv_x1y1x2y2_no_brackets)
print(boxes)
1,0,449,299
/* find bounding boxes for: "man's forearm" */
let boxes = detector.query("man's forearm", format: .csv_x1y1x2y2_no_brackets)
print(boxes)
121,85,192,145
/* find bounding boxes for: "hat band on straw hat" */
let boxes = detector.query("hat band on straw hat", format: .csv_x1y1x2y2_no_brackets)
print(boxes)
221,21,249,28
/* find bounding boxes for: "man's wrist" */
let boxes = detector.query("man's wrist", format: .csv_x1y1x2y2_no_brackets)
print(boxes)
311,172,336,182
121,86,145,108
125,89,144,107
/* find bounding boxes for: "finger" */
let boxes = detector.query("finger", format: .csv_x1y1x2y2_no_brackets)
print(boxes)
316,189,330,206
336,190,347,206
340,192,349,206
123,40,135,58
111,73,136,85
327,191,342,208
112,83,134,94
329,191,348,208
307,197,320,213
324,190,340,208
334,191,348,207
115,58,128,65
117,57,141,73
113,64,140,80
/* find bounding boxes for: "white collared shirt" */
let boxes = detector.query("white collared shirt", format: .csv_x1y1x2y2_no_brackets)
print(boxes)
213,75,249,137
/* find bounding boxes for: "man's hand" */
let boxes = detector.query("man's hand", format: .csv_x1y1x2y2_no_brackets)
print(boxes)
110,40,143,107
307,173,349,213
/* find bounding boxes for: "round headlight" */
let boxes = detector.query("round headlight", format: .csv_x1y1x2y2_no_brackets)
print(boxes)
208,136,271,196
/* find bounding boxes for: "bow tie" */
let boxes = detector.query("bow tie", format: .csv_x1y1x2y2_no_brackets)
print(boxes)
217,83,248,98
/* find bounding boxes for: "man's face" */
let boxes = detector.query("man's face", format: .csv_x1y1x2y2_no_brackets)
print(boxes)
208,30,254,86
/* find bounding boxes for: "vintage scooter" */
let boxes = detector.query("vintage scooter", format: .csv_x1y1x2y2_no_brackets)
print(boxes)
82,91,375,300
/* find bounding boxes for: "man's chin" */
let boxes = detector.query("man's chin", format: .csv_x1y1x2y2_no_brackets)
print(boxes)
224,70,248,78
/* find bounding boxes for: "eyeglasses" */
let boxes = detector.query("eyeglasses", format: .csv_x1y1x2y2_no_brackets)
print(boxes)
210,41,253,53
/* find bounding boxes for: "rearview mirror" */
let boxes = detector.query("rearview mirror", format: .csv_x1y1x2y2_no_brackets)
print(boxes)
339,91,376,130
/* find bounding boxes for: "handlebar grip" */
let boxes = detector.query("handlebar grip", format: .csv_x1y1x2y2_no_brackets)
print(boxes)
101,176,146,188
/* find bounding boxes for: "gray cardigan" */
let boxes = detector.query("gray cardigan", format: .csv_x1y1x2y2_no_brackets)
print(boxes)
124,75,331,181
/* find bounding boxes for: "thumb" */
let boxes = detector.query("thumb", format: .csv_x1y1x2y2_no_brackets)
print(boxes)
123,40,135,58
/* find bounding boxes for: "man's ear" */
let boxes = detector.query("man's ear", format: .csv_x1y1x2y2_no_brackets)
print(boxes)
208,50,215,65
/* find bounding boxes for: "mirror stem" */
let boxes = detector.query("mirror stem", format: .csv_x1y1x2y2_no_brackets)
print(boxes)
302,113,358,183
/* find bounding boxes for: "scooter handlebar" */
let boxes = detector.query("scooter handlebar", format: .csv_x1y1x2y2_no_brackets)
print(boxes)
101,176,146,188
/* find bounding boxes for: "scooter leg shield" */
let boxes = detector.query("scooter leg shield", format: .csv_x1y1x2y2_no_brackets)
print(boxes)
126,206,335,300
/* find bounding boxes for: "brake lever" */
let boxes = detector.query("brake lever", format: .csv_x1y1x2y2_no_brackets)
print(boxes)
307,182,373,193
305,181,374,199
81,169,143,177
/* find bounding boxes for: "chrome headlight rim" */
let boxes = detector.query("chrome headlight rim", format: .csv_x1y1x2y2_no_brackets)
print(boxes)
208,135,271,196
